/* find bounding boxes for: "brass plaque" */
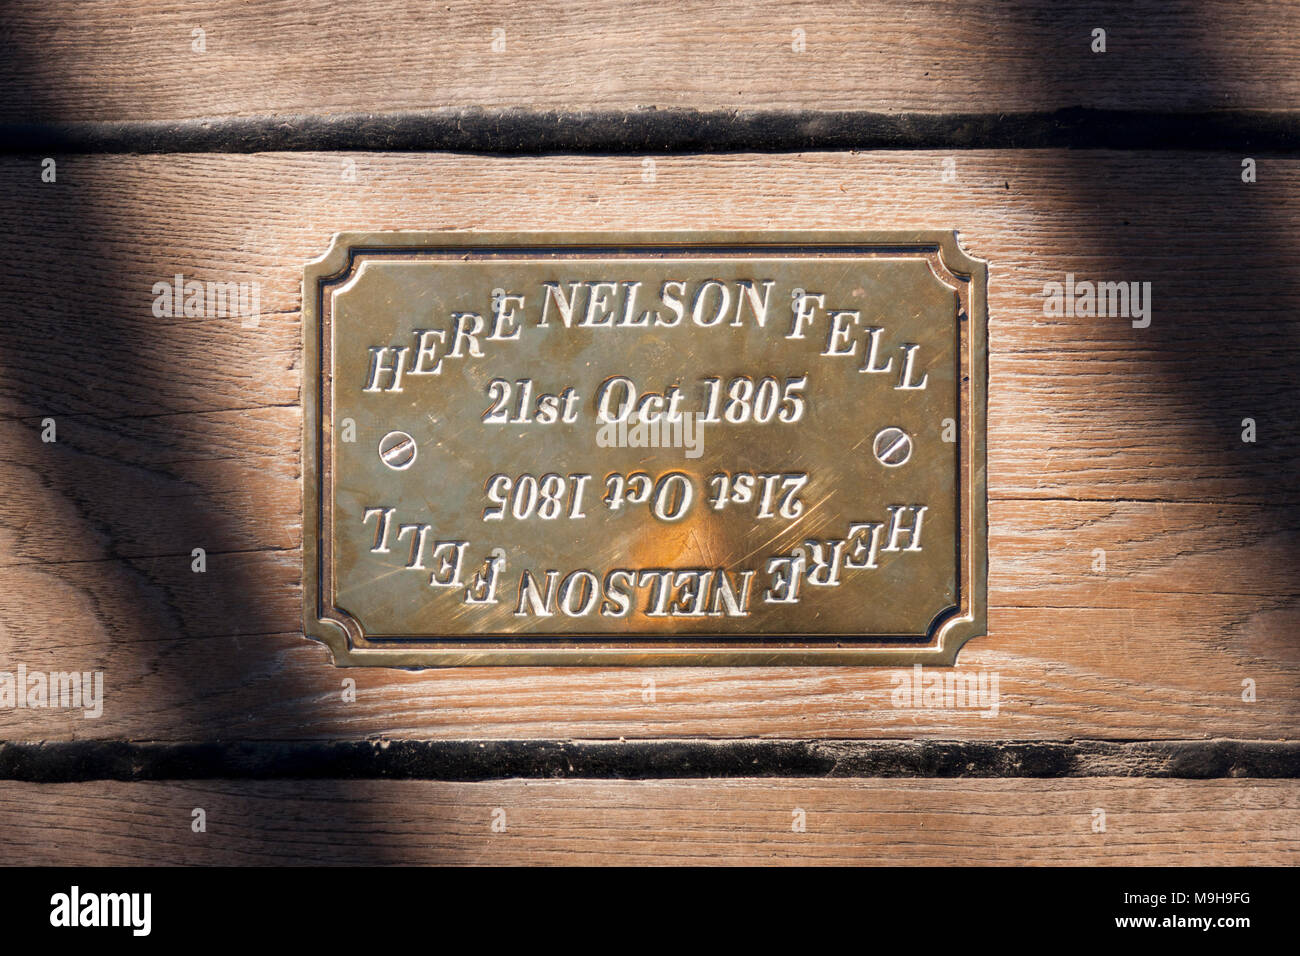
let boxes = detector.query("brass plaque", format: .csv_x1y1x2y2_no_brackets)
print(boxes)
303,231,987,666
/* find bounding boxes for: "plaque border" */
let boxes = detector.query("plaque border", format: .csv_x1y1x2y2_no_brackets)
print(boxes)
303,230,988,667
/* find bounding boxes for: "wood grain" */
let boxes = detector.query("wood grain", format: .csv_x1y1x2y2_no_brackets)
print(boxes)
4,1,1300,121
0,150,1295,741
0,778,1294,865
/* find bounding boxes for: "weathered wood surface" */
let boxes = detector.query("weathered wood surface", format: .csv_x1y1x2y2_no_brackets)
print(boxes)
1,778,1294,865
4,1,1300,121
0,151,1295,742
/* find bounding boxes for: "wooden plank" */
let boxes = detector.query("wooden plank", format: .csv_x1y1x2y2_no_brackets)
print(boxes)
0,778,1294,865
0,153,1294,743
4,2,1300,121
0,151,1295,741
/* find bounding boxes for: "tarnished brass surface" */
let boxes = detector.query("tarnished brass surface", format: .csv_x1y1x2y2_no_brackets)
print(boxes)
303,232,987,666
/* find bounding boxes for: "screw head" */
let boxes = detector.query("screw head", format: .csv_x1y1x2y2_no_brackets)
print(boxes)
378,430,417,470
872,427,912,467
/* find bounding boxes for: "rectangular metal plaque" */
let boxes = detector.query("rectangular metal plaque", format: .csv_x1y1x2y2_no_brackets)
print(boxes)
303,231,987,666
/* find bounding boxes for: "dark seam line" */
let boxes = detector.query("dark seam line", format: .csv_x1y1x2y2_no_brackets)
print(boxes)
4,107,1300,154
0,739,1295,782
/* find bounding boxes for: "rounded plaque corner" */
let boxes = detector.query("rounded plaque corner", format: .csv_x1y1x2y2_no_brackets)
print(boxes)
937,231,988,282
932,614,989,666
304,616,356,666
304,232,358,283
